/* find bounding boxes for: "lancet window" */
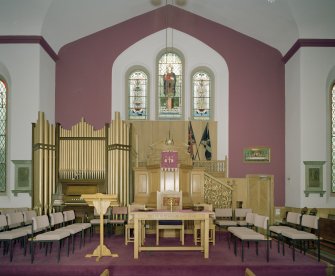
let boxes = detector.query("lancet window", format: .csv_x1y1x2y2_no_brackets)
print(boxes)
128,69,149,120
191,69,213,121
157,51,183,119
331,82,335,192
0,79,7,192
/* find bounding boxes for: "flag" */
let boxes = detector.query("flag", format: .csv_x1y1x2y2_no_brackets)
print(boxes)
187,121,196,160
200,123,212,160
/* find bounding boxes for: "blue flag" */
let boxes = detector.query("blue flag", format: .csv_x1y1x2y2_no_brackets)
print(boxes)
200,123,212,160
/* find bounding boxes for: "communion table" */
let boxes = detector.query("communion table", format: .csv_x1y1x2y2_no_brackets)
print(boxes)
133,209,213,259
81,193,119,261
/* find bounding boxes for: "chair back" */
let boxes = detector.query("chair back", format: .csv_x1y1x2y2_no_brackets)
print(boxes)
245,212,255,225
301,214,319,230
6,212,24,229
0,214,7,231
111,206,128,219
234,208,252,219
128,204,146,223
63,210,76,224
49,212,65,228
286,212,301,225
22,210,37,225
215,208,233,218
32,215,50,233
254,214,269,230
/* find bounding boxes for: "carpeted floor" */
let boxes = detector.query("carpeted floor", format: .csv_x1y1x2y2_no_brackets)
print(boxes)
0,232,332,276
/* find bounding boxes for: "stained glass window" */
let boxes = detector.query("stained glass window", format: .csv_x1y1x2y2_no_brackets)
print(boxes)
0,79,7,192
331,83,335,192
128,70,148,120
158,51,183,119
192,70,212,120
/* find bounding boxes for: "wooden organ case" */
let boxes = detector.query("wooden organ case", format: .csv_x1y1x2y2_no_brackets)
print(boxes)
32,112,132,215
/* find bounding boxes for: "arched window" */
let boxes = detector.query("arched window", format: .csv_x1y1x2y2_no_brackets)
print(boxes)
331,83,335,192
157,50,183,119
127,68,149,120
191,68,213,120
0,79,7,192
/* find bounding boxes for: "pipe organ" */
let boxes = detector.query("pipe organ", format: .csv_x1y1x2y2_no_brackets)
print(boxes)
32,112,131,215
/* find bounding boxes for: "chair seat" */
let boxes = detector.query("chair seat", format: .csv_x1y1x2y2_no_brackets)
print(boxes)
216,220,237,227
0,230,26,239
282,230,317,240
35,231,70,241
269,225,299,234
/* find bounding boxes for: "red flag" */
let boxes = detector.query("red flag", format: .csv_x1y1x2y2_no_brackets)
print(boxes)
188,122,196,159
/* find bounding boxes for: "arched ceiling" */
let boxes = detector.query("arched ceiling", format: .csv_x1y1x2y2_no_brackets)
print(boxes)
0,0,334,55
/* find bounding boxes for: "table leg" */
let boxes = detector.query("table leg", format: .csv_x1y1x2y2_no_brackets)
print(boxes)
134,218,139,259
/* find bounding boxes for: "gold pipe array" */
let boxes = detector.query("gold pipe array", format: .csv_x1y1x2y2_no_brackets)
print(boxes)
33,112,132,212
57,118,106,180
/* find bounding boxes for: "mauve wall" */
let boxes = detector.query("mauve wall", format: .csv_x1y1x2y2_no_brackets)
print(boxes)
56,6,285,205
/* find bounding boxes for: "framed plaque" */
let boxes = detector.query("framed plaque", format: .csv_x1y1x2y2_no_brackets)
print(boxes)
12,160,32,196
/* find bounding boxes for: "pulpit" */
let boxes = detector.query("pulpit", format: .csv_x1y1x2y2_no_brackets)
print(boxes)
81,193,119,261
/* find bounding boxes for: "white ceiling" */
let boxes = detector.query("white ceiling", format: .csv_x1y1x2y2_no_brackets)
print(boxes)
0,0,334,55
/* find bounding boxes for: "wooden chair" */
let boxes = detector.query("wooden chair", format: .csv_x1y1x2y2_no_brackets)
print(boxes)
108,206,128,235
125,204,146,245
193,203,215,245
156,191,184,246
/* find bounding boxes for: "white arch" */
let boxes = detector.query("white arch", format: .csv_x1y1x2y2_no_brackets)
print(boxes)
112,29,228,159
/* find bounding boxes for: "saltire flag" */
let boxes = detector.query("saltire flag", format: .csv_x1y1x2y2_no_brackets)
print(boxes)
187,121,196,160
200,123,212,160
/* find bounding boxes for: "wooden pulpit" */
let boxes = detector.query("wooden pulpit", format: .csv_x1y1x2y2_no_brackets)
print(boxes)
81,193,119,261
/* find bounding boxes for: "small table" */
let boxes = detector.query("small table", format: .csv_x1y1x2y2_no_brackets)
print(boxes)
133,210,213,259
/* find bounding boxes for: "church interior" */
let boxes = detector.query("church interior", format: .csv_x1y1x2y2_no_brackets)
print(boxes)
1,0,335,275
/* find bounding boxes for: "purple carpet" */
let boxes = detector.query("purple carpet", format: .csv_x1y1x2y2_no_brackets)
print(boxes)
0,232,329,276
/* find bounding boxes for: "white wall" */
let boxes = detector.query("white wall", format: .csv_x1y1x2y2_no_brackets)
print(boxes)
0,44,55,208
285,46,335,208
285,51,302,207
112,29,229,160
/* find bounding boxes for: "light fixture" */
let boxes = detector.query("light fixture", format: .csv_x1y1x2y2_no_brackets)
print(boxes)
165,129,174,145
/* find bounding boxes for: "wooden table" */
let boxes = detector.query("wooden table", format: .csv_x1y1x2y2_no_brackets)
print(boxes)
133,210,214,259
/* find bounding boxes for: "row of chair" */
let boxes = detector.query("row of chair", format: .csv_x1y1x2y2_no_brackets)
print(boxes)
0,210,38,261
0,209,93,263
224,210,320,263
31,210,92,263
227,213,270,262
269,211,320,261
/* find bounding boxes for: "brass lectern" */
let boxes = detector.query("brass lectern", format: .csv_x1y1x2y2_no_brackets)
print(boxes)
81,193,119,261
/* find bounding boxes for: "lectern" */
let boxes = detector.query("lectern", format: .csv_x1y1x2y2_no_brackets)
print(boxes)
81,193,119,261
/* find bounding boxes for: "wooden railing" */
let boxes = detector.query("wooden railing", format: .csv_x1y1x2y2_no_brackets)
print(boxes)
193,158,227,177
204,172,233,209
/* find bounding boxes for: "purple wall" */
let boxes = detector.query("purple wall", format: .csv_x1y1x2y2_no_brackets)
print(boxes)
56,5,285,205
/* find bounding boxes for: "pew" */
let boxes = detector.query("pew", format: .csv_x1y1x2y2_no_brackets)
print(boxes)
318,217,335,254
